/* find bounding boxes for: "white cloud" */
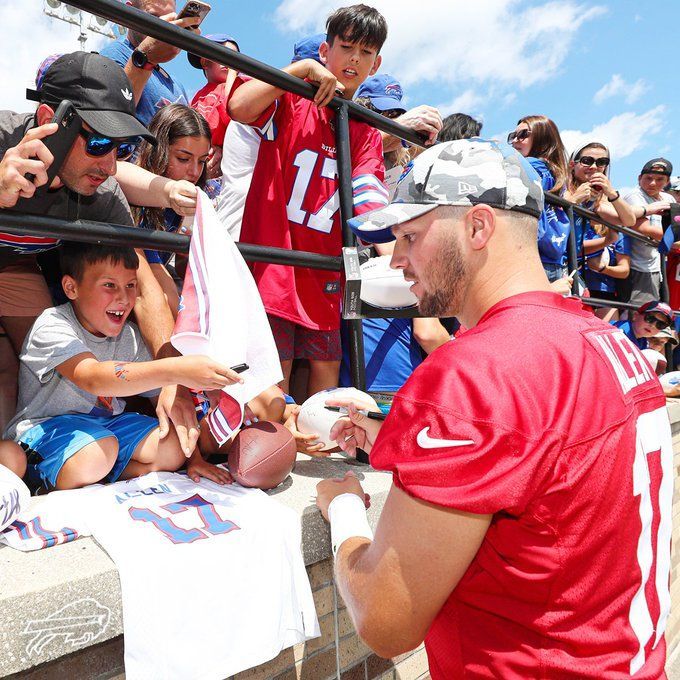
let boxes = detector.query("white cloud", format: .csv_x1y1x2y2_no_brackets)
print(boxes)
0,3,108,113
561,106,666,160
593,74,649,105
273,0,606,94
436,90,486,117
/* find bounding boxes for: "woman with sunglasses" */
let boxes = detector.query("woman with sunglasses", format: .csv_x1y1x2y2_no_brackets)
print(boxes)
131,104,212,312
508,115,571,283
564,142,638,320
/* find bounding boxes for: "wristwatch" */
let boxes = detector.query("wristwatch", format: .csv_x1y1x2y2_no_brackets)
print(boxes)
131,48,156,71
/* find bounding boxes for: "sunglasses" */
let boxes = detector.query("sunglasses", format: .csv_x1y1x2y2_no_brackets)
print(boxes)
577,156,610,169
507,129,531,144
78,129,140,161
643,313,671,331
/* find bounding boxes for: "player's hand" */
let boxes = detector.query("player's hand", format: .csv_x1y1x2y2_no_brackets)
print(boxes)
395,105,443,146
164,179,197,217
136,13,202,65
283,405,327,456
175,355,245,391
326,399,383,457
297,59,344,107
0,123,58,207
156,384,200,456
316,471,370,522
646,201,671,216
187,453,233,485
206,146,223,179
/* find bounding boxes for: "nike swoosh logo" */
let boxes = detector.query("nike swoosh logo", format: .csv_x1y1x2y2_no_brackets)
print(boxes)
416,427,474,449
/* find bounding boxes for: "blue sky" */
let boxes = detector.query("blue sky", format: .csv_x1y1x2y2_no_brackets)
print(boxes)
4,0,677,195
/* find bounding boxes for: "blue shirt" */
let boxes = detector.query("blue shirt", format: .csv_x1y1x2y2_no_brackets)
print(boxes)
100,38,188,126
340,318,422,392
614,319,648,350
529,158,570,266
584,228,632,294
137,208,182,265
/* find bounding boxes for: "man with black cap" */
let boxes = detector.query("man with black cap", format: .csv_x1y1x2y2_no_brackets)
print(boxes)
0,52,205,454
314,140,672,678
623,157,675,304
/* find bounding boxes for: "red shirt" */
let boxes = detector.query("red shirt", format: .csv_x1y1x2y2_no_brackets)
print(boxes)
371,292,672,679
191,81,231,146
238,90,386,330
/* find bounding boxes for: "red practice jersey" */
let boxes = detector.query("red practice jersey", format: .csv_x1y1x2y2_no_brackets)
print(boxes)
191,81,232,147
371,292,672,679
238,89,387,330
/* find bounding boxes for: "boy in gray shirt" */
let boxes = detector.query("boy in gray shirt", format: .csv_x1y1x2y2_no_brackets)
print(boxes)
1,243,240,491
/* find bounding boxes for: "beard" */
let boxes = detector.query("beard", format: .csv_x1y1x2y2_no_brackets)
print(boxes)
416,234,469,318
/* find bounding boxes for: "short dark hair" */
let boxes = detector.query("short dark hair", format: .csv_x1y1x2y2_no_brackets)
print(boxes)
326,4,387,52
60,242,139,282
439,113,483,142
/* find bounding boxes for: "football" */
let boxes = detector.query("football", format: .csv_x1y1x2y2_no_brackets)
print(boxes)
359,255,418,309
228,421,297,490
641,349,667,375
297,387,379,452
660,371,680,389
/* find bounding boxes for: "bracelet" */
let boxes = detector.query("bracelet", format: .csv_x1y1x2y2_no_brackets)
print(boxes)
641,206,647,218
328,493,373,558
609,190,620,202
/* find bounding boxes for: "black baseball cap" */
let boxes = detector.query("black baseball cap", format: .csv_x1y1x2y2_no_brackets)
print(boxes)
641,157,673,177
27,52,154,143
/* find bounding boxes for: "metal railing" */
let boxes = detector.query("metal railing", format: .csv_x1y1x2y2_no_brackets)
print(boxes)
1,0,669,391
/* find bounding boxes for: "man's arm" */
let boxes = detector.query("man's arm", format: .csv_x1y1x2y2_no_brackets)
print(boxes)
228,59,342,123
320,477,490,658
412,317,450,354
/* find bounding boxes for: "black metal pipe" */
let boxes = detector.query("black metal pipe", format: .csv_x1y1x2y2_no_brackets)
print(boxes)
545,193,656,247
660,252,670,304
0,212,342,271
565,205,578,295
335,101,367,391
64,0,428,147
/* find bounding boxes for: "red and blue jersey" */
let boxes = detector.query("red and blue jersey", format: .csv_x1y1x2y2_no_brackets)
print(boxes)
372,292,672,679
238,87,387,330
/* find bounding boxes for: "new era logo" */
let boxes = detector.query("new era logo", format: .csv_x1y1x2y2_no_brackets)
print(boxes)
121,88,133,101
457,181,477,194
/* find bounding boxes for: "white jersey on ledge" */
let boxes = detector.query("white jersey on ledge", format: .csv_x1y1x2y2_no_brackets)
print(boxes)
1,471,320,680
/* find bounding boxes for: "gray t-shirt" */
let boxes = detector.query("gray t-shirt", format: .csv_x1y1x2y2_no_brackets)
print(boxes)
0,111,133,267
5,303,153,441
624,188,676,273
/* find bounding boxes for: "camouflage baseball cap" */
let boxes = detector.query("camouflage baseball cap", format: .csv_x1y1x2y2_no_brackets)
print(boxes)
349,138,544,243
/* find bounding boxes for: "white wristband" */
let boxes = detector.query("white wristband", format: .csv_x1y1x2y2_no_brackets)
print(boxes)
328,493,373,557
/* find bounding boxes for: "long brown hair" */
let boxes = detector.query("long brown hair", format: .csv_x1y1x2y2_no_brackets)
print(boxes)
518,114,568,195
133,104,211,231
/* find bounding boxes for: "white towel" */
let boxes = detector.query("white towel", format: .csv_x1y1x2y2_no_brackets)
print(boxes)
172,190,283,444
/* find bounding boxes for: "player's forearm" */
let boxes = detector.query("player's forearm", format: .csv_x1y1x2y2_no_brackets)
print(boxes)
124,62,154,107
134,251,177,358
115,162,174,209
71,357,182,397
335,539,425,658
228,62,306,123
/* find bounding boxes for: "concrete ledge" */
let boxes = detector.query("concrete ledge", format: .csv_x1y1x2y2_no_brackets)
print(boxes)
0,455,391,677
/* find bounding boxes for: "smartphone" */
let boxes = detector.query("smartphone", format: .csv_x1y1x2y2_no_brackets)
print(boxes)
230,363,249,374
176,0,211,27
19,100,81,203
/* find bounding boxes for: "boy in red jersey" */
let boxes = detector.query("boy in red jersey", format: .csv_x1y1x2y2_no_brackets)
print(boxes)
315,140,672,679
228,5,389,398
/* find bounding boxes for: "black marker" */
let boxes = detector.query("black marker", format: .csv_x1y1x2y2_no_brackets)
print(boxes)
324,405,387,421
230,363,249,373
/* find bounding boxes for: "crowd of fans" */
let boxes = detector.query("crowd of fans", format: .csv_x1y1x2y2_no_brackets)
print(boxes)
0,1,677,494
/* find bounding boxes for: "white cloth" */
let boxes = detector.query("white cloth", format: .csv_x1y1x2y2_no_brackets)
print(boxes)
172,189,283,444
215,122,261,241
0,472,320,679
0,464,30,532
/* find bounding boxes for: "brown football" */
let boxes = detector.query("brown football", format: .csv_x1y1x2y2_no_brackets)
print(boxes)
228,421,297,490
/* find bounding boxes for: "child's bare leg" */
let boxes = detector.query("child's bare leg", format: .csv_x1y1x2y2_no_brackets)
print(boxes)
121,426,185,478
247,385,286,423
0,440,26,478
55,437,118,490
308,360,340,396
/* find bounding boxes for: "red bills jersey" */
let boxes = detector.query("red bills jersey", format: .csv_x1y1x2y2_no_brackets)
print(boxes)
371,292,672,679
191,81,232,147
239,90,387,330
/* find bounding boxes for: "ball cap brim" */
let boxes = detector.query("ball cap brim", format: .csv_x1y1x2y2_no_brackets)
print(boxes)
78,109,155,143
349,138,544,244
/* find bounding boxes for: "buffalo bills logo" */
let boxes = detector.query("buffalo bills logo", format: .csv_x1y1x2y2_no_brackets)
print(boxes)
22,598,111,657
385,83,402,98
398,161,414,184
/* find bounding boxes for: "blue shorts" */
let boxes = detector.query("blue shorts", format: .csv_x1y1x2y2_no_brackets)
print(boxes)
19,413,159,490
